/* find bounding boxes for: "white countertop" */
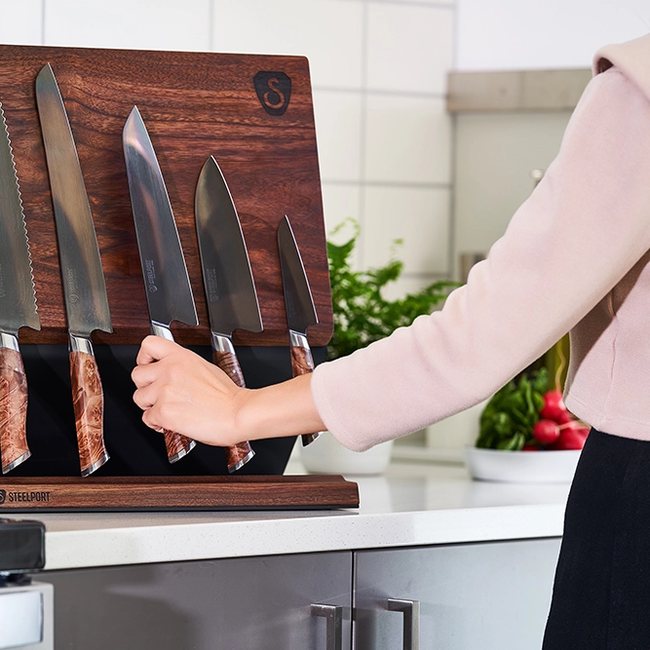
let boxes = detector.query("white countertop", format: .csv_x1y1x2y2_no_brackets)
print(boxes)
36,455,570,572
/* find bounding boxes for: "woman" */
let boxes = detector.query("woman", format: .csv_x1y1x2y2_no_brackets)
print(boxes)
132,34,650,647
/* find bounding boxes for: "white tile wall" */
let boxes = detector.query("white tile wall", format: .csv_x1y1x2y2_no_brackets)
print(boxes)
313,89,363,183
212,0,365,89
0,0,43,45
363,185,449,274
43,0,212,51
366,2,454,94
364,94,451,184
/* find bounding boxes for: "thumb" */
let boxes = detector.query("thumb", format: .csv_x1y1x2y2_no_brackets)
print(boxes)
136,335,181,366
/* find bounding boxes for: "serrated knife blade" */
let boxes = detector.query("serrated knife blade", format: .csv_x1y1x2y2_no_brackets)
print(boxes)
0,101,40,474
35,63,112,477
123,105,198,464
195,155,262,472
277,215,323,446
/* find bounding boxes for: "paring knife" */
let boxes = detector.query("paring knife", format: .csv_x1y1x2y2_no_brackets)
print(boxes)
35,63,112,477
195,156,262,472
277,215,323,446
0,102,41,474
123,105,199,463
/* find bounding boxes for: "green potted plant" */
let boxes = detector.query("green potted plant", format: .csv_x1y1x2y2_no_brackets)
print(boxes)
301,220,457,474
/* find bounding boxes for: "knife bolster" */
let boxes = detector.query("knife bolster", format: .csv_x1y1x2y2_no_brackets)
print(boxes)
211,332,235,355
151,321,174,341
289,329,309,350
0,333,20,353
69,333,93,355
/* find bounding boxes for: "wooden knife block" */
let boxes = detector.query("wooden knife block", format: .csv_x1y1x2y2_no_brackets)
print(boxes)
0,44,333,347
0,46,358,510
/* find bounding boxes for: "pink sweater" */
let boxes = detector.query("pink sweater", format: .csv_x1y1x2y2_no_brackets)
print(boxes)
311,34,650,452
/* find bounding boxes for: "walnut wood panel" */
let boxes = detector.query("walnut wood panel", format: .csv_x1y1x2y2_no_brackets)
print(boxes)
0,475,359,510
0,45,332,347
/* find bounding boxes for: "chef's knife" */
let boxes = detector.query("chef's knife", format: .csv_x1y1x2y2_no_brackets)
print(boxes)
35,63,112,477
195,156,261,472
0,102,41,474
277,215,323,446
123,105,198,463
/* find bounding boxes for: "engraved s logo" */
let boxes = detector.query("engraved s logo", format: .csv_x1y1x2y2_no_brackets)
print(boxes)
253,71,291,116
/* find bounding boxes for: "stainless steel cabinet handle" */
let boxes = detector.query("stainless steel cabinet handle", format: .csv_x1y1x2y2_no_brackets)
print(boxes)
388,598,420,650
311,603,343,650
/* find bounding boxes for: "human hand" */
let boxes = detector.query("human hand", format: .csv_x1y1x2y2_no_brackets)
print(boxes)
131,335,246,447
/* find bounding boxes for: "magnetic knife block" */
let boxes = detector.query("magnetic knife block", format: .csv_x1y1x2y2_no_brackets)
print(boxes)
0,45,359,510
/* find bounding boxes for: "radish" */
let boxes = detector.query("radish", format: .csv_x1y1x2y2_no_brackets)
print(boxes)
548,422,589,450
540,390,570,423
532,419,561,445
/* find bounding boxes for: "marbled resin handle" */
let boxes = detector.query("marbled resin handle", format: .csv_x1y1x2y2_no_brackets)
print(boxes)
289,331,323,446
69,343,109,476
213,339,255,473
0,342,31,474
151,322,196,463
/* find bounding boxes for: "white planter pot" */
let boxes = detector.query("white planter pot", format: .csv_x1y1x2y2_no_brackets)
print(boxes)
300,432,394,475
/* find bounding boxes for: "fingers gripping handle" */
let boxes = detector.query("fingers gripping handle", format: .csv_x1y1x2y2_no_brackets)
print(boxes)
0,334,31,474
289,330,323,446
212,333,255,472
150,322,196,463
69,335,109,476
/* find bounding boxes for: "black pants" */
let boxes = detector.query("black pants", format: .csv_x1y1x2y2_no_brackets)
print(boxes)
543,429,650,649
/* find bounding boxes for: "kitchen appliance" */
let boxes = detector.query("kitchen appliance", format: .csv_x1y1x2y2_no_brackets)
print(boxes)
0,518,52,649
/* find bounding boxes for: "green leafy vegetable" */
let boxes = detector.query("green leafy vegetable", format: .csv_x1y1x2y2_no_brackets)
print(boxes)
327,219,458,360
476,367,549,451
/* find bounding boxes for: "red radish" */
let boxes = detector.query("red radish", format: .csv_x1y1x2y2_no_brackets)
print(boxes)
532,419,561,445
548,422,589,450
522,444,541,451
540,390,570,422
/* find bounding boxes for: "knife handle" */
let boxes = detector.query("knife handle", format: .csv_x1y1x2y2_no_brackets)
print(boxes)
69,335,110,477
150,321,196,463
289,330,323,446
212,333,255,473
0,334,31,474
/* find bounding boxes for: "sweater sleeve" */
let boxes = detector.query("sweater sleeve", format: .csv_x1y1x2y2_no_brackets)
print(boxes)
311,68,650,452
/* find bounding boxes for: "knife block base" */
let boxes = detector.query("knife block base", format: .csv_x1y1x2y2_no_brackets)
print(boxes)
0,475,359,511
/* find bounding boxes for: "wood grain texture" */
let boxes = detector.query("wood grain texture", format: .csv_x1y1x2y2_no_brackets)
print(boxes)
0,44,332,347
290,345,315,376
69,350,108,475
0,348,30,472
0,475,359,510
162,429,195,463
212,349,255,471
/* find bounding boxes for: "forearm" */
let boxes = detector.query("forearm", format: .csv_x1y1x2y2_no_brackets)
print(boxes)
235,373,325,443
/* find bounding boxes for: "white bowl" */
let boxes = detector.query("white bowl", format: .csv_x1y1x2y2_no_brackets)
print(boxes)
464,446,581,483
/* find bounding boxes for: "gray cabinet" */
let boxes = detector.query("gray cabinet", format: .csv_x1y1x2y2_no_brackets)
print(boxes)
44,551,353,650
354,538,561,650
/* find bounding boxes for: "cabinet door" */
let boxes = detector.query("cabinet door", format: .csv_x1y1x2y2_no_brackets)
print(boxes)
354,538,561,650
45,551,352,650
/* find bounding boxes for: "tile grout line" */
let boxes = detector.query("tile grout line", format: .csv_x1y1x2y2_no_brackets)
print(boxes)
358,0,369,268
41,0,46,45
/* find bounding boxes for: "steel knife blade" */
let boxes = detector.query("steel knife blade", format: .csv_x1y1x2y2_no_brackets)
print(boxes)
277,215,323,446
0,102,41,474
195,155,262,472
123,105,198,463
35,63,112,477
